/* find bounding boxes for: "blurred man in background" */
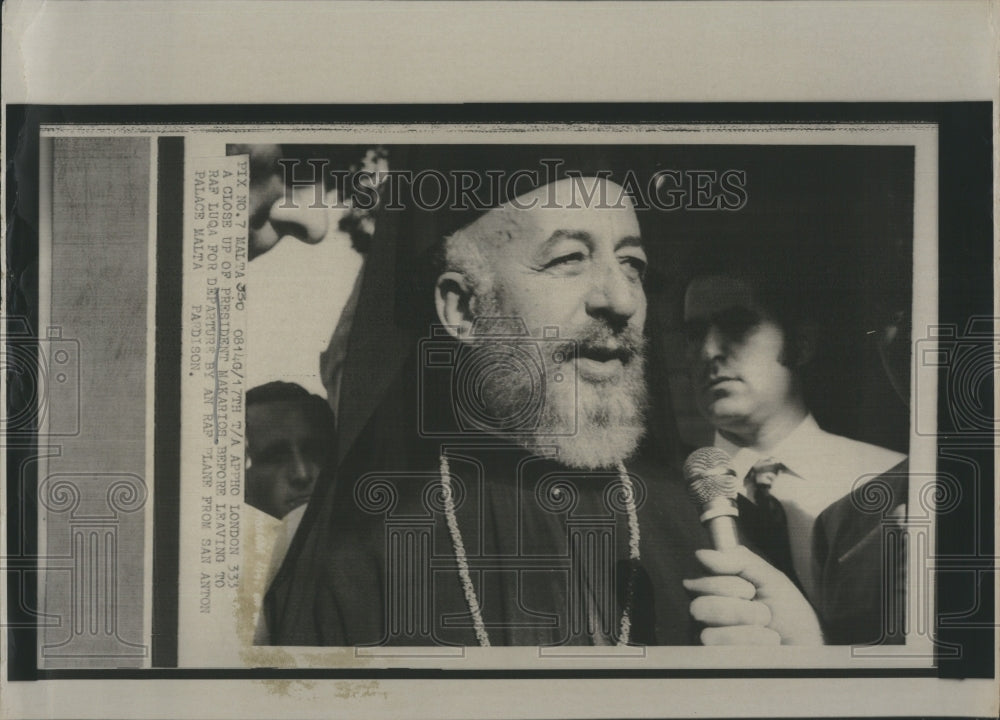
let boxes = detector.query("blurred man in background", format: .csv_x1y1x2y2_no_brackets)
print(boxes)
245,381,335,519
682,258,906,642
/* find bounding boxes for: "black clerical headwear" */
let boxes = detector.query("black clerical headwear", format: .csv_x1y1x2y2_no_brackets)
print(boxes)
337,145,672,466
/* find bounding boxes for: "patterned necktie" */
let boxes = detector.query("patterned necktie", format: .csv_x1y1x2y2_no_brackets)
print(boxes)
744,458,799,584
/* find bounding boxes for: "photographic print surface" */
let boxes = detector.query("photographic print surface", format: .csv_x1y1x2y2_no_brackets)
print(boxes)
18,123,942,670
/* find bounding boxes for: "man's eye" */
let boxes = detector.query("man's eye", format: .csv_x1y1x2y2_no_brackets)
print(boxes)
716,307,760,335
683,320,708,343
545,252,587,269
619,255,647,280
254,448,291,465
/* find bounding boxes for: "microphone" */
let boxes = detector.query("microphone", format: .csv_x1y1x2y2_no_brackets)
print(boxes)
683,447,741,550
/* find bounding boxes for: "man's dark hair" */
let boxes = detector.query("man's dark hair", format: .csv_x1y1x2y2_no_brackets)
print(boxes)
730,267,820,368
247,381,336,434
679,241,839,424
682,243,829,365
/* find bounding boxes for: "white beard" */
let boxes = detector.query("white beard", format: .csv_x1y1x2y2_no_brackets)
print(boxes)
534,345,647,469
463,309,649,470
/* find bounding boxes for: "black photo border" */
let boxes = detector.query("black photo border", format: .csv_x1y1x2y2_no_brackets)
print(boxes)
4,102,994,681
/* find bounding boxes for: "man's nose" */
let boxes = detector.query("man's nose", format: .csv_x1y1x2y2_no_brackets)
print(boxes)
268,184,331,244
585,262,642,323
697,324,727,362
287,449,318,489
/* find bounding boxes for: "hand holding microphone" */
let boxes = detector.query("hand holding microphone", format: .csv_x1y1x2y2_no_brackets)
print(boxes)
683,447,824,646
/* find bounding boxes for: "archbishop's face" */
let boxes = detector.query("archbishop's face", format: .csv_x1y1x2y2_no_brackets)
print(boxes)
469,177,649,468
479,177,648,370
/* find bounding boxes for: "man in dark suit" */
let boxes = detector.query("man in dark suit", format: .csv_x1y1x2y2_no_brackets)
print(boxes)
681,251,908,644
812,461,909,645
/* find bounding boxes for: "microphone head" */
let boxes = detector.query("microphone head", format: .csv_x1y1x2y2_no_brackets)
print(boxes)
683,447,740,521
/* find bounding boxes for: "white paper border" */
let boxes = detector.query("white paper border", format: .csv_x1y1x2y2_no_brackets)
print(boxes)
2,1,997,718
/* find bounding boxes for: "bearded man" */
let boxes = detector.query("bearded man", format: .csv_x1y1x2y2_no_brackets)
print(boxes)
264,154,821,647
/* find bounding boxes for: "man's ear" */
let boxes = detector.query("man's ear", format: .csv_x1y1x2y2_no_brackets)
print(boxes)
792,320,820,367
435,271,475,340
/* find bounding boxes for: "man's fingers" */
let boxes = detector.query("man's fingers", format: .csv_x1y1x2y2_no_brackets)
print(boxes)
701,625,782,646
690,548,825,646
682,575,756,600
694,547,790,591
690,595,771,627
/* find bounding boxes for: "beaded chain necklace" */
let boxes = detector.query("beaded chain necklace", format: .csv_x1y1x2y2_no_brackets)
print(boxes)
438,454,641,647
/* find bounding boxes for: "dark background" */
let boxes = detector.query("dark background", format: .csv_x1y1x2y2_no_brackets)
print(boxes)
639,144,914,455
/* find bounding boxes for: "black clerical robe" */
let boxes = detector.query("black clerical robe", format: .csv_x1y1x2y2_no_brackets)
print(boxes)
264,355,709,646
266,449,708,646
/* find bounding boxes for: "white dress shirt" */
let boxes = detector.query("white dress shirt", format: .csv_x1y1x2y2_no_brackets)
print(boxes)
715,414,905,604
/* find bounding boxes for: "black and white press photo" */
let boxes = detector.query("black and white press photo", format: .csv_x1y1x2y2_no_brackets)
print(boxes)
3,2,996,718
223,136,919,653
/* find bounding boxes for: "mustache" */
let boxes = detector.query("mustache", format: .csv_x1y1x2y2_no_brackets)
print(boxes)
559,323,646,363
